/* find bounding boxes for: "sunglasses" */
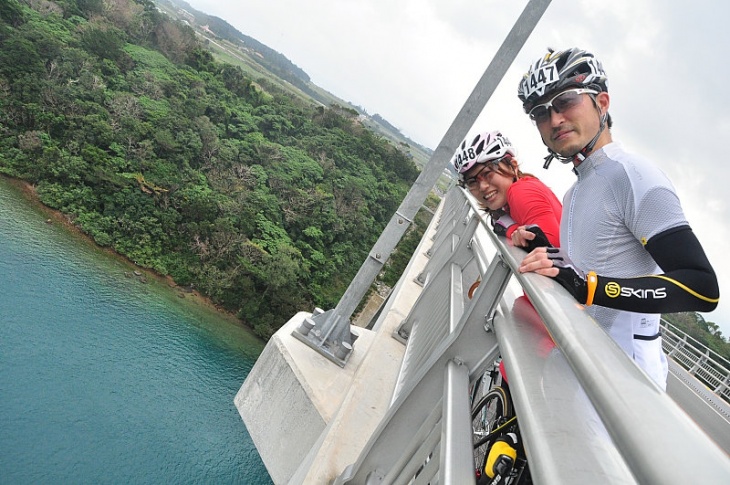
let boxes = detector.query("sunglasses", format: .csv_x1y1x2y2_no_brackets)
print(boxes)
461,163,500,190
528,88,598,123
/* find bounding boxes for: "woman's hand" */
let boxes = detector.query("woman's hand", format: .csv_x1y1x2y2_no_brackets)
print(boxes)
510,225,533,248
512,225,552,252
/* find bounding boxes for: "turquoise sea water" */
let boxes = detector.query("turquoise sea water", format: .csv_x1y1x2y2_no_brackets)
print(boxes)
0,178,272,484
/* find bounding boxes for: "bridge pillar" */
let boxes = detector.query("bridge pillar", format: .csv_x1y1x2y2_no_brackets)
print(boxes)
234,312,377,484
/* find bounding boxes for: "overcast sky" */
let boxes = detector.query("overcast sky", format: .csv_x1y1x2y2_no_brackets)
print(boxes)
185,0,730,338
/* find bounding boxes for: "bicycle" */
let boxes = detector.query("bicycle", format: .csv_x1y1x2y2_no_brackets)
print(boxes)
470,360,530,484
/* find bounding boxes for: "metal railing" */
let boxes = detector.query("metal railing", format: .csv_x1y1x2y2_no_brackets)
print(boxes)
334,187,730,485
661,319,730,403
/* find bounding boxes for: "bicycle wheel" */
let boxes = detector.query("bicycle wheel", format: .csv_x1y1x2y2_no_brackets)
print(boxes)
469,371,486,406
471,387,513,481
470,363,503,407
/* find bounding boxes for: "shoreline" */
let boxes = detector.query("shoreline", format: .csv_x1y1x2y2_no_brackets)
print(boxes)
4,175,256,336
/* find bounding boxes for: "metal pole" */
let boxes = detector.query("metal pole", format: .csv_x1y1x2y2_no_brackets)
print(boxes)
292,0,553,366
441,359,476,485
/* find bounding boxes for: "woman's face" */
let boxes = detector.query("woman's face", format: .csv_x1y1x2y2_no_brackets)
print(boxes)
462,162,515,211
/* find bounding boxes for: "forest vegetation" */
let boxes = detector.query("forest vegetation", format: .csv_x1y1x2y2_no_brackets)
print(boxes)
0,0,424,339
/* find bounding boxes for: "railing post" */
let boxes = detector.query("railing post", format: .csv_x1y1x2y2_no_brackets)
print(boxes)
715,375,730,396
667,334,687,358
441,359,475,485
417,199,474,287
689,348,709,376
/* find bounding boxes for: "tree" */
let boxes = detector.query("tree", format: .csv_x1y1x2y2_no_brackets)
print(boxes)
0,0,25,27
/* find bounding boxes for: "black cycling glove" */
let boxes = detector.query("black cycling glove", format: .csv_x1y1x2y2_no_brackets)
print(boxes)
491,213,516,238
524,225,552,252
546,248,593,304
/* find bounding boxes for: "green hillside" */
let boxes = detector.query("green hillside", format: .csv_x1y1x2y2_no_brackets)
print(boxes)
0,0,425,339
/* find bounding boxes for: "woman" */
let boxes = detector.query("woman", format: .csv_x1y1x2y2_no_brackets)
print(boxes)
455,130,563,409
453,130,562,248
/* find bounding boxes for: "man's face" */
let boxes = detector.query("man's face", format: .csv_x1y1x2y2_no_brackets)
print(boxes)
531,88,609,158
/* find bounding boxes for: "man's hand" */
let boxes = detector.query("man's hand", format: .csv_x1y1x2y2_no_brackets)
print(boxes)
518,247,559,277
519,247,592,304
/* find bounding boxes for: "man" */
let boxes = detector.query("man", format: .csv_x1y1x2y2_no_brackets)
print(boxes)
514,47,719,390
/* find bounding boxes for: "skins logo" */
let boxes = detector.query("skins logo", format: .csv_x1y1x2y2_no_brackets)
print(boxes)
605,282,621,298
604,281,667,299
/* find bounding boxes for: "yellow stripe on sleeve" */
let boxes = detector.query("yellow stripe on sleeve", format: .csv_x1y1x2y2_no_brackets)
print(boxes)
648,275,720,304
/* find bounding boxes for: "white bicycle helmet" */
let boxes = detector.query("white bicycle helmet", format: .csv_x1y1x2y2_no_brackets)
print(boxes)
518,47,608,114
453,130,516,174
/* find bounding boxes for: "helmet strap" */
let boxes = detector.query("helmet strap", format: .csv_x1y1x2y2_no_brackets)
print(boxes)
578,110,607,158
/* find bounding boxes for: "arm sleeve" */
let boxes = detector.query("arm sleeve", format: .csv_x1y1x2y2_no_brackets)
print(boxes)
591,226,719,312
506,179,561,246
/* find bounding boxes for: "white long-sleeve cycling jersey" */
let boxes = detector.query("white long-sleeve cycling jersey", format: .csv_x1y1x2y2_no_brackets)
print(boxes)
561,142,688,389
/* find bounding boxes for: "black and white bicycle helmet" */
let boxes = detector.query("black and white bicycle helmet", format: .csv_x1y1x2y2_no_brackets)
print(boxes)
453,130,516,174
518,47,608,114
518,48,610,168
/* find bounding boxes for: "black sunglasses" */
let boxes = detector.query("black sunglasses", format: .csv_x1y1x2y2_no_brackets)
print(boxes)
528,88,598,123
